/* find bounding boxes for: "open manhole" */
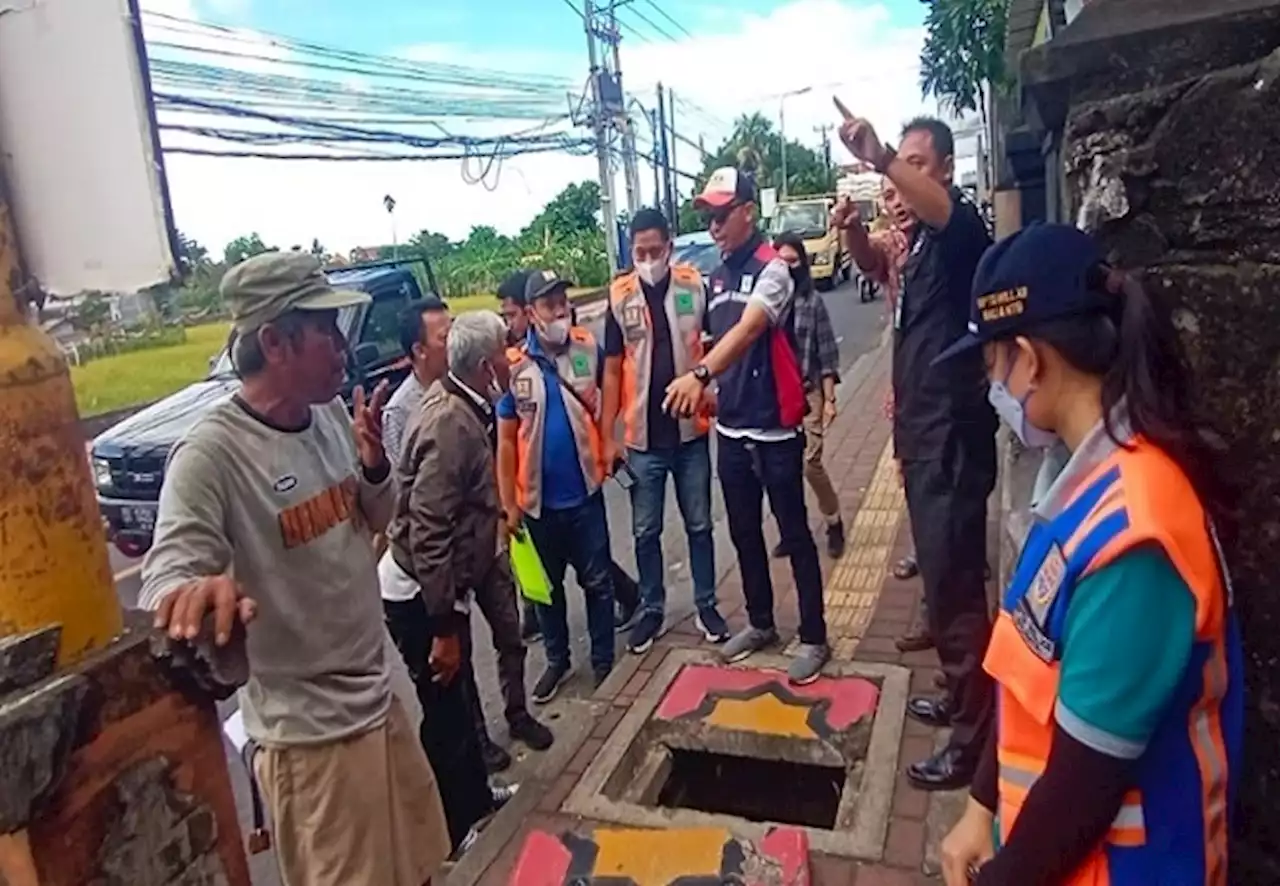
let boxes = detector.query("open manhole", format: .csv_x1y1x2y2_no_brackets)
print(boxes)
560,650,911,860
656,749,845,829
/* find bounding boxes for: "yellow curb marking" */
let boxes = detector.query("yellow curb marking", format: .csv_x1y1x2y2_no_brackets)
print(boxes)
790,439,904,658
592,827,729,884
705,693,818,739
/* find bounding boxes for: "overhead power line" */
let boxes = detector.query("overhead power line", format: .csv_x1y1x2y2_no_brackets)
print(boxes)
641,0,694,38
619,5,679,41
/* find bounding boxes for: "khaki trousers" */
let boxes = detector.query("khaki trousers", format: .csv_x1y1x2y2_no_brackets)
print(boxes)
803,387,841,519
254,698,450,886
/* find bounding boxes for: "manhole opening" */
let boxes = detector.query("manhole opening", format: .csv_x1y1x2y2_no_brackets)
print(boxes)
655,748,844,829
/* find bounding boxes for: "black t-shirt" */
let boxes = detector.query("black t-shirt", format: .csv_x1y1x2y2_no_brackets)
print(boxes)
892,187,998,461
604,274,682,450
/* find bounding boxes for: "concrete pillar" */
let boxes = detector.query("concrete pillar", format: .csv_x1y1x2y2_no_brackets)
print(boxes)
0,177,251,885
1021,0,1280,879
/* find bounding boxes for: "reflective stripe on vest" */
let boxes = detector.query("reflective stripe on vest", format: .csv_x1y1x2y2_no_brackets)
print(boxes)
508,328,604,519
608,265,709,451
983,439,1236,884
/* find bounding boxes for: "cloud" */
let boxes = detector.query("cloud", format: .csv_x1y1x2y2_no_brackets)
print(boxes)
149,0,941,255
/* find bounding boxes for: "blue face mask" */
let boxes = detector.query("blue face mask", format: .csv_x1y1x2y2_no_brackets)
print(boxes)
987,348,1059,449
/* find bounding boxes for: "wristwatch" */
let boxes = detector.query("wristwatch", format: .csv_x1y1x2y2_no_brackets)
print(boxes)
692,364,713,386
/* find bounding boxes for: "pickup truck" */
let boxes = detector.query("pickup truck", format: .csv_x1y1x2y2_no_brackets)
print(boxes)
91,259,435,558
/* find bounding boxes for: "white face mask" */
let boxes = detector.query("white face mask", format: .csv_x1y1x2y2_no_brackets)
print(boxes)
987,350,1058,449
538,317,571,347
636,255,670,287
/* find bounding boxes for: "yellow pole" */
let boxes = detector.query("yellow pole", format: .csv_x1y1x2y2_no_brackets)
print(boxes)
0,180,122,664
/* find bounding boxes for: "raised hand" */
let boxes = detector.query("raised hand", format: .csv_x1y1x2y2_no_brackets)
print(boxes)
352,380,391,469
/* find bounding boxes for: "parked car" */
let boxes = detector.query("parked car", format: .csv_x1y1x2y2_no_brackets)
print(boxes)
671,231,719,275
92,259,435,558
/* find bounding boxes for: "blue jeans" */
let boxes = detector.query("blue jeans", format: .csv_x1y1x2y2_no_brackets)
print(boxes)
628,436,717,618
525,492,616,675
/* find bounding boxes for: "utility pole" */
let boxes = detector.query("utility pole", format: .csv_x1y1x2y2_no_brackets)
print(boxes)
656,82,673,223
583,0,619,272
666,88,678,229
814,124,834,190
605,1,641,218
649,108,662,208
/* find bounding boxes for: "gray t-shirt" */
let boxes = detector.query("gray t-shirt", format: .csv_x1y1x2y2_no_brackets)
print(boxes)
140,397,396,747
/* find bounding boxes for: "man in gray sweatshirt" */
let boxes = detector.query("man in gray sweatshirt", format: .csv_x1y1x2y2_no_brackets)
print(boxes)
141,252,449,886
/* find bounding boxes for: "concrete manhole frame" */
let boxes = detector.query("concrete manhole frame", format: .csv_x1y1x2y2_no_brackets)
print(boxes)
560,648,910,861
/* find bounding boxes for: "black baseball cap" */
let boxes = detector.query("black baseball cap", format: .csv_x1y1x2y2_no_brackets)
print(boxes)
525,268,574,303
497,270,531,304
933,223,1112,365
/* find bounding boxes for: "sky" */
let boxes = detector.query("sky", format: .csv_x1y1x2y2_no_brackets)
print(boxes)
141,0,951,255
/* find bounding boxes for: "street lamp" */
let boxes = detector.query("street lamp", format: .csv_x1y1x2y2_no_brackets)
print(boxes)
383,194,397,259
779,86,812,200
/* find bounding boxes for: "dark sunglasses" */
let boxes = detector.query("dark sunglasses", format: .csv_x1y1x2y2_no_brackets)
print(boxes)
701,202,742,226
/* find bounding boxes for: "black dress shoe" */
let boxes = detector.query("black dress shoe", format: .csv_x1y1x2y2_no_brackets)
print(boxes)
906,745,975,791
508,713,554,751
906,695,952,728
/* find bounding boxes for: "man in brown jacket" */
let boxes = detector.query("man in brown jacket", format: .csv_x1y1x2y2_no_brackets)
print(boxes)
382,311,520,854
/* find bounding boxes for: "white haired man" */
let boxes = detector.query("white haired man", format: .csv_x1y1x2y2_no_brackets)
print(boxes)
383,311,525,854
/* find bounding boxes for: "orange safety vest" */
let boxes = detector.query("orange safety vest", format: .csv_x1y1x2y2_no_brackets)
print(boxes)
984,438,1242,885
506,328,605,519
608,264,709,451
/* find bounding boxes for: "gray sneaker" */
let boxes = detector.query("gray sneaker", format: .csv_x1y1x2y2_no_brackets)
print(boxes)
721,626,780,663
788,643,832,685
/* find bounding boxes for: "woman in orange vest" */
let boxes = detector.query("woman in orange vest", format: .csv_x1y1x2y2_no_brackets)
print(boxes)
935,224,1243,885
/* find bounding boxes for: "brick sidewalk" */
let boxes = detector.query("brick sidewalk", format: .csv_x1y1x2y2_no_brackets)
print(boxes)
448,337,960,886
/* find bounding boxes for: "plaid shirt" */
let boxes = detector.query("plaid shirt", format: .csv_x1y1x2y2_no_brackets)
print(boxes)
869,226,910,312
789,282,841,388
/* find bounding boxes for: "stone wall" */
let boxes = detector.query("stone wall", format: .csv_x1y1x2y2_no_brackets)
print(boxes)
1020,2,1280,878
0,626,250,886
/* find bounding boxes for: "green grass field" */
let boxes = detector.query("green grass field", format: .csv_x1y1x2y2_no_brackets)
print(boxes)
70,287,603,417
71,322,231,418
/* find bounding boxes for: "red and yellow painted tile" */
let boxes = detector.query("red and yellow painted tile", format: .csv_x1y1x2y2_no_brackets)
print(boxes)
654,664,879,740
508,826,809,886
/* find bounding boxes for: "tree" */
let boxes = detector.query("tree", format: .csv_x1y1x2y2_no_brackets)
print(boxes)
521,181,602,241
175,230,209,274
918,0,1008,117
71,292,112,330
223,233,274,266
676,114,834,232
408,229,453,261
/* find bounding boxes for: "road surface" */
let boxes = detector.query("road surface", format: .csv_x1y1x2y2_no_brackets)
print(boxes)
107,275,888,883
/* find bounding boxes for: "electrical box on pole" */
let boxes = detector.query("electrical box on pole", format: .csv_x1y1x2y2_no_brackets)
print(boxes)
583,0,619,272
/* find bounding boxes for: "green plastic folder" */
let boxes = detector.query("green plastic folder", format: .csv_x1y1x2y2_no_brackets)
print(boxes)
509,528,552,605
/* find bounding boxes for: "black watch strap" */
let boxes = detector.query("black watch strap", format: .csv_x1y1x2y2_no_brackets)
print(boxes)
693,364,712,386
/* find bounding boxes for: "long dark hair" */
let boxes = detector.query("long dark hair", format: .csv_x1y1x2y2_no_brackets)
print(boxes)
1011,266,1228,520
773,232,812,293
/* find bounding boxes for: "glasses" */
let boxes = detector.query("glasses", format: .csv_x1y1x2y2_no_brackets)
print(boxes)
702,202,742,226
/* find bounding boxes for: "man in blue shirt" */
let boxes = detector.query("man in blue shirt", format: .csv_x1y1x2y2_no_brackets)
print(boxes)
496,272,617,703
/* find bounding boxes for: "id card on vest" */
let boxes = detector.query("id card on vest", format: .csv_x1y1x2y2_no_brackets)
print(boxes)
1012,541,1067,662
623,302,647,342
513,376,537,416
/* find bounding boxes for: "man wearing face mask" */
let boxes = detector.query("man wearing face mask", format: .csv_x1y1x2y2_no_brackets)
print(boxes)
379,301,554,778
384,311,526,856
497,271,617,702
601,208,730,655
499,267,642,638
838,113,998,791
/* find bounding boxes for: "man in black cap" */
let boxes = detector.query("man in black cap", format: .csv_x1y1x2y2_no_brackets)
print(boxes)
838,112,998,790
